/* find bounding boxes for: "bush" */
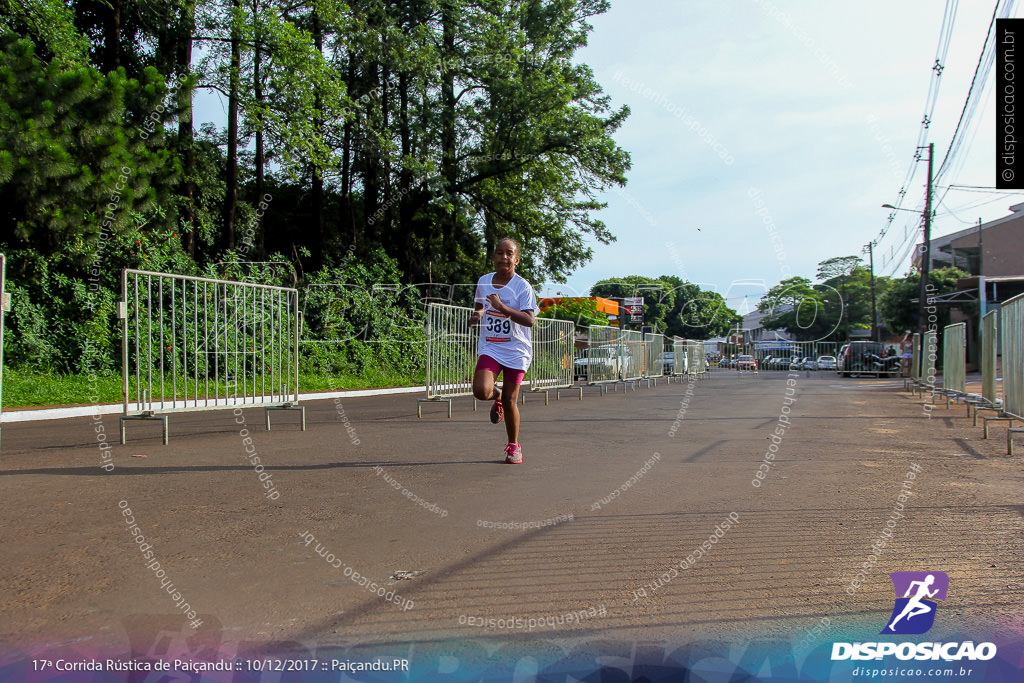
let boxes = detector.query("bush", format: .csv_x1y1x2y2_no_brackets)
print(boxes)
299,249,426,376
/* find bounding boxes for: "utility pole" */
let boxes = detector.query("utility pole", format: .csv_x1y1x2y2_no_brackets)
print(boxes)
916,143,934,378
977,217,985,319
865,241,877,341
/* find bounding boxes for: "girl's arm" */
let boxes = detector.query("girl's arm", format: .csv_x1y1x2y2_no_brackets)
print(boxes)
486,294,535,327
469,303,484,327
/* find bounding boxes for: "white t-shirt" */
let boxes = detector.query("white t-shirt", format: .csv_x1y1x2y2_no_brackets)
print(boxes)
474,272,537,371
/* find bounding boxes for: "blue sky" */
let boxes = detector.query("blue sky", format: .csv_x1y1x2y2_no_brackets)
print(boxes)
549,0,1022,314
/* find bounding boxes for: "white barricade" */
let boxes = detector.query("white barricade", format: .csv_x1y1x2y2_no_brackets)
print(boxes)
1002,294,1023,421
586,325,620,385
671,336,687,377
645,333,665,379
418,303,476,417
119,269,303,444
528,317,577,402
982,311,998,407
620,330,643,381
921,330,938,388
942,323,966,395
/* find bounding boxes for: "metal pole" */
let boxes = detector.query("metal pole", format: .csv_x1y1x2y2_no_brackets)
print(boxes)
978,217,986,319
867,241,877,341
917,143,934,378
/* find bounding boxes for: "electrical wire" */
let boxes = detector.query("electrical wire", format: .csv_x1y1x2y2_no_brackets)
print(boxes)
935,0,1015,185
873,0,960,256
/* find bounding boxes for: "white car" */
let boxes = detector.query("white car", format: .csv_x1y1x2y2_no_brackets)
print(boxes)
574,347,620,380
817,355,837,370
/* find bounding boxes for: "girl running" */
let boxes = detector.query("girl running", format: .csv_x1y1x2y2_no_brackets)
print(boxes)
469,238,537,464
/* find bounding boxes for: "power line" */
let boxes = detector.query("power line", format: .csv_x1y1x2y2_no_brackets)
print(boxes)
935,0,1015,185
944,183,1024,193
874,0,960,259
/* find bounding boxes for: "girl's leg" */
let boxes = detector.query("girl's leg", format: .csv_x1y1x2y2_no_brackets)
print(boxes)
473,355,503,402
501,380,521,444
472,367,500,402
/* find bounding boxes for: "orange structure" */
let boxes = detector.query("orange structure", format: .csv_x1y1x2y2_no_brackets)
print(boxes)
538,297,619,316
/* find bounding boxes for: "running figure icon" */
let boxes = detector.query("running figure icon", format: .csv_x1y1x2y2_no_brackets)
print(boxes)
887,574,938,631
881,571,949,635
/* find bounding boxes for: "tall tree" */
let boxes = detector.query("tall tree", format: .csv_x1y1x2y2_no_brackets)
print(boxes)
0,0,90,65
659,275,739,339
879,267,968,334
591,276,674,332
0,32,180,253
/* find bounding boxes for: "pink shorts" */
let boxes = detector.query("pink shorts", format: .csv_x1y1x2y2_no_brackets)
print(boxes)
476,354,526,385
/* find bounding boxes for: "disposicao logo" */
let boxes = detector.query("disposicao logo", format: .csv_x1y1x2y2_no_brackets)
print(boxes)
881,571,948,635
831,570,997,663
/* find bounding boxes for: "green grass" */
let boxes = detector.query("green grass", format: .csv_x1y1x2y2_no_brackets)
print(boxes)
1,367,426,409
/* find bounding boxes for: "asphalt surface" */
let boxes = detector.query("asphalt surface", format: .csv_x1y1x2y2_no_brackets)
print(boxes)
1,370,1022,662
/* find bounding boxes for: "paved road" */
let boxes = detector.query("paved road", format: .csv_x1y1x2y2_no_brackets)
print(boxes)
1,371,1022,665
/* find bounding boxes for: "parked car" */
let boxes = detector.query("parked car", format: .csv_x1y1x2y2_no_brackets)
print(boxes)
736,354,758,371
817,355,837,370
663,351,675,374
574,346,620,381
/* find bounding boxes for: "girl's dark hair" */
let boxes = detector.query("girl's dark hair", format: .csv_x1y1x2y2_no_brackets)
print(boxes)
496,237,521,255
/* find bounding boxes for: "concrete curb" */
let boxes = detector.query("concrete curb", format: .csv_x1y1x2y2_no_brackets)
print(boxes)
0,385,428,424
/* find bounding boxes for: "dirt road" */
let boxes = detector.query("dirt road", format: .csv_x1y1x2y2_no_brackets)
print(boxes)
1,371,1022,674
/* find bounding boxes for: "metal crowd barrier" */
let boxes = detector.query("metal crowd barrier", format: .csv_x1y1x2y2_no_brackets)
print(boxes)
685,340,706,378
905,332,922,391
968,311,1002,428
586,325,620,386
620,330,644,382
936,323,966,407
527,317,578,403
921,330,938,389
119,269,303,444
645,333,665,379
418,303,477,417
671,336,687,377
750,341,839,374
1002,294,1024,453
982,312,998,407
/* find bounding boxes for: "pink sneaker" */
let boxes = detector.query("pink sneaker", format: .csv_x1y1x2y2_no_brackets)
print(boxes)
504,442,522,464
490,400,504,424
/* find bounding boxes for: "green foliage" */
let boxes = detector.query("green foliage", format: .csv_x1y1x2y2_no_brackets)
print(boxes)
0,1,634,396
0,31,182,252
590,275,739,338
757,276,834,342
2,367,425,408
658,275,738,339
758,257,893,342
878,266,969,334
3,214,194,373
0,0,90,65
300,249,426,376
591,276,674,332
